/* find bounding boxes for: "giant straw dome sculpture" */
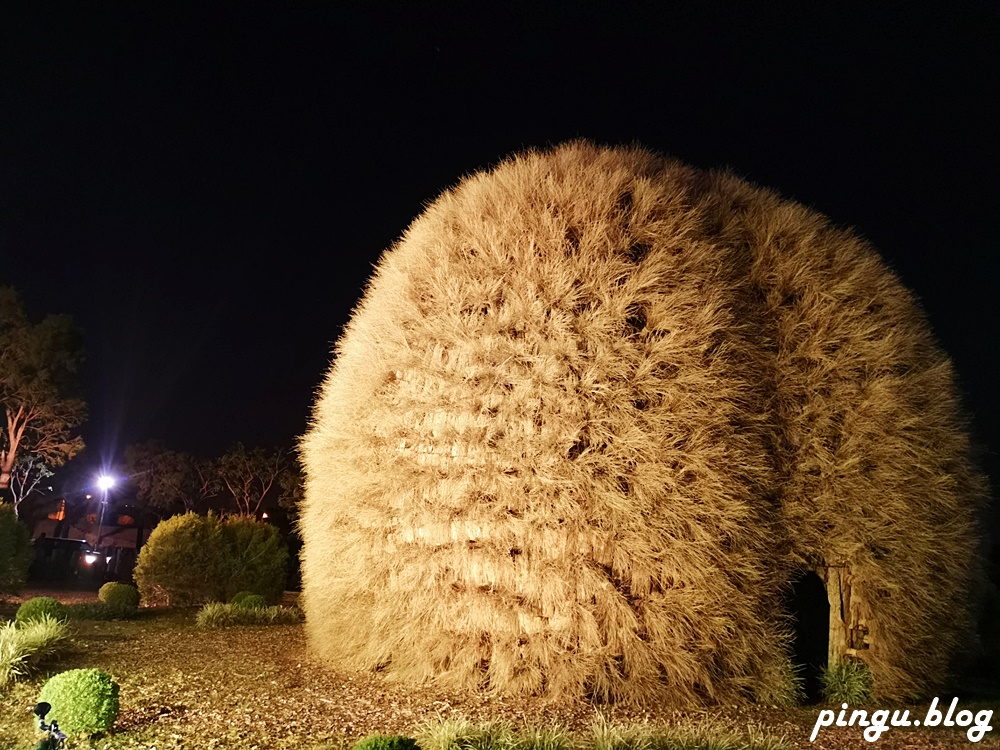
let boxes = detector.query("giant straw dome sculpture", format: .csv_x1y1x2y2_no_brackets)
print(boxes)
301,142,985,705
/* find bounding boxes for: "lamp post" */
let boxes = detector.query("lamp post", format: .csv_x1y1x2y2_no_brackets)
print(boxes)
95,475,115,549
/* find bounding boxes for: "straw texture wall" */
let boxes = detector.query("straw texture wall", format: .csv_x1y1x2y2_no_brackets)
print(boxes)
301,142,984,705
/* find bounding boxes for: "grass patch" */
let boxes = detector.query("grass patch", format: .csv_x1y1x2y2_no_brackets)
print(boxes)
590,717,790,750
413,719,790,750
821,659,873,705
0,615,70,686
416,719,520,750
195,601,303,627
515,726,577,750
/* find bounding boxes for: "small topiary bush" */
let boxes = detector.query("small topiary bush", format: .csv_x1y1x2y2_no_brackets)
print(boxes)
821,658,873,704
230,590,256,606
15,596,68,625
219,515,288,603
134,513,288,606
37,668,120,735
0,504,31,595
195,601,302,628
353,735,421,750
0,615,70,686
233,593,267,610
98,582,140,608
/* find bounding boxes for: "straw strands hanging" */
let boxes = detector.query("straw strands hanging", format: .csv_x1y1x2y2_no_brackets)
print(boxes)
300,141,985,705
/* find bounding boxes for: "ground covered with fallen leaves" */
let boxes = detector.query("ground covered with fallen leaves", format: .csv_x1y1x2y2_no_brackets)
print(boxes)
1,589,996,749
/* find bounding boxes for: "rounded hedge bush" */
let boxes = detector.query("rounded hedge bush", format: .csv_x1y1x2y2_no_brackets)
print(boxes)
238,593,267,610
229,590,254,606
134,513,226,606
98,582,140,608
0,504,31,596
37,668,120,735
134,513,288,606
219,516,288,603
15,596,68,625
230,591,267,609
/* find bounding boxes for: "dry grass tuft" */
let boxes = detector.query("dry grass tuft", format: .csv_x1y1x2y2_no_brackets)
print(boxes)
301,141,986,705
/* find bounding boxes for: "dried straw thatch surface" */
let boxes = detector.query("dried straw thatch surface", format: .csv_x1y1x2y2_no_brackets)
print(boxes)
301,142,985,706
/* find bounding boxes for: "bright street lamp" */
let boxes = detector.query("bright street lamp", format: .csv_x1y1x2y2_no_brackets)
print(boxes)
95,475,116,549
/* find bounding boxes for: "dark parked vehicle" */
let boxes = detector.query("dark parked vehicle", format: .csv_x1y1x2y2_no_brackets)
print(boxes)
28,537,105,587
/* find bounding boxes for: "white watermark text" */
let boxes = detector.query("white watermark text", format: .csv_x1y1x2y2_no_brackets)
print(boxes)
810,697,993,743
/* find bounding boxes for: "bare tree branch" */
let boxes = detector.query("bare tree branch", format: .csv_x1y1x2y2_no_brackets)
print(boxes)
7,453,54,518
215,443,287,517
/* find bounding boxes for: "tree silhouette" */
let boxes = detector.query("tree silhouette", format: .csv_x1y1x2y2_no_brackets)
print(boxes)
0,287,85,499
216,443,286,517
124,440,218,516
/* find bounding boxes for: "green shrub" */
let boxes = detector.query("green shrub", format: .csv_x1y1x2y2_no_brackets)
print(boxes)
0,504,31,595
234,593,267,610
134,513,288,606
98,582,140,608
134,513,227,606
219,515,288,603
67,602,143,621
37,668,120,735
230,590,256,606
821,658,873,704
15,596,68,625
0,615,70,686
195,602,302,628
353,735,421,750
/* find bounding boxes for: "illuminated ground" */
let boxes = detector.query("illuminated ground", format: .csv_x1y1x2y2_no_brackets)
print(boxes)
0,591,995,749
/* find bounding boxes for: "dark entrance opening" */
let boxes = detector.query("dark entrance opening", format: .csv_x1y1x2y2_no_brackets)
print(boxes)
786,570,829,703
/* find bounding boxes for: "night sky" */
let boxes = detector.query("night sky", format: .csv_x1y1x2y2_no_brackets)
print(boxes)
2,4,997,534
